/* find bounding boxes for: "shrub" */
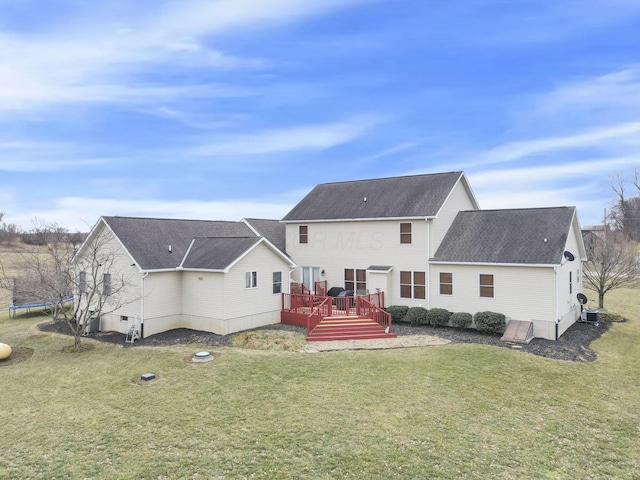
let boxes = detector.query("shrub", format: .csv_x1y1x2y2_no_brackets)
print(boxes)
427,308,451,326
386,305,410,323
404,306,429,325
597,310,625,322
451,312,472,329
473,311,506,335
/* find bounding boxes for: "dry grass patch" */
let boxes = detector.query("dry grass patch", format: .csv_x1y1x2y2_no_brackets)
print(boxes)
0,346,34,367
231,329,307,351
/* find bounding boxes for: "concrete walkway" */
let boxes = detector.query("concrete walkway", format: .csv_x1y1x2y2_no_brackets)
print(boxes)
300,334,450,352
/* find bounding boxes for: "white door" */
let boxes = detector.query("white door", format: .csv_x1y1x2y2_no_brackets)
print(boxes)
302,267,320,292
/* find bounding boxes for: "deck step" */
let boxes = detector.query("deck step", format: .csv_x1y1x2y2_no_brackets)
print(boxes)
501,320,534,344
306,315,396,342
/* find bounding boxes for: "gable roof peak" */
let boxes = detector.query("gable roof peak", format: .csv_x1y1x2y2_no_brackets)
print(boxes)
282,171,472,222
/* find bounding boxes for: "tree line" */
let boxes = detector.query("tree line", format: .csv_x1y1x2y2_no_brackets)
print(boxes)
583,170,640,308
0,212,86,247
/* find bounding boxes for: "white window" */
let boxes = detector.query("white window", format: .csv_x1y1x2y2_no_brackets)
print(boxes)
79,271,87,294
400,223,412,244
569,271,572,294
245,271,258,289
121,315,128,322
103,273,112,296
400,271,425,299
480,274,494,298
273,272,282,294
299,225,308,244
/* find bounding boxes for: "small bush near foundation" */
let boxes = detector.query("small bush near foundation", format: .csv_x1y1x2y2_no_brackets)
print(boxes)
386,305,410,323
451,312,473,329
405,307,429,325
474,311,506,335
597,310,625,322
427,308,451,326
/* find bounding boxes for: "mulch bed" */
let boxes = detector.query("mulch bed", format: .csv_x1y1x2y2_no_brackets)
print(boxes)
38,318,613,363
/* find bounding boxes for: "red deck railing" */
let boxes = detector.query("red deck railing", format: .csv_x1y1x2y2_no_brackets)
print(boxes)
356,296,392,332
307,296,332,336
282,290,388,330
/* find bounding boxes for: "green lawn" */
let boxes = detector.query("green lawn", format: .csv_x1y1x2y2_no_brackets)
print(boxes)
1,288,639,479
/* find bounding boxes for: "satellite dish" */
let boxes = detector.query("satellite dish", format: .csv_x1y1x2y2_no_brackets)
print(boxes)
577,293,588,305
563,251,575,262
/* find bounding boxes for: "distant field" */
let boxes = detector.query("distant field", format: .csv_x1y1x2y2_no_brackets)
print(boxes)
0,244,55,308
0,245,25,307
1,286,639,479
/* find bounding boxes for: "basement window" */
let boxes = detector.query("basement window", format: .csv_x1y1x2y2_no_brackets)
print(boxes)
121,316,128,322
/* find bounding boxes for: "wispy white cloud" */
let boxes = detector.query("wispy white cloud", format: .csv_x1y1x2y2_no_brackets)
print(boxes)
473,123,640,165
0,0,376,116
535,66,640,116
467,156,640,190
191,115,382,156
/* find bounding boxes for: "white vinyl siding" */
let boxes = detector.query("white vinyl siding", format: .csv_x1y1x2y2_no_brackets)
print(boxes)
180,242,291,335
75,223,143,334
430,179,478,256
430,264,556,339
286,219,430,306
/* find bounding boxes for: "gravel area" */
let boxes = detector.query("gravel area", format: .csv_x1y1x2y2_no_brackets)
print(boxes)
38,318,612,362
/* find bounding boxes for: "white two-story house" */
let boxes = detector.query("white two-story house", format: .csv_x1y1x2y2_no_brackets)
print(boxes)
74,171,586,340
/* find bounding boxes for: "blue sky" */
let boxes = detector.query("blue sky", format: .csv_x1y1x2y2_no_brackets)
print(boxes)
1,0,639,232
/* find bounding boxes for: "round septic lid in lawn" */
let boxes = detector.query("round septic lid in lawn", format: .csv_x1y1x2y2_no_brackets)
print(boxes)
193,351,213,362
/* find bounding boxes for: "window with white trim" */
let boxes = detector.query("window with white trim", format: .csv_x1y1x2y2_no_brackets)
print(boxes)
273,272,282,294
79,271,87,294
103,273,112,296
480,274,494,298
345,268,366,292
400,271,426,299
569,271,573,294
400,223,412,244
245,271,258,289
439,272,453,295
299,225,308,244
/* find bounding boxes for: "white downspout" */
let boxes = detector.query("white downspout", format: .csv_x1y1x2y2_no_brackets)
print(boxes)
426,218,431,310
140,272,149,339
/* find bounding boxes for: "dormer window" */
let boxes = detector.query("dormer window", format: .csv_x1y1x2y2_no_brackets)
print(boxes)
299,225,308,244
400,223,412,244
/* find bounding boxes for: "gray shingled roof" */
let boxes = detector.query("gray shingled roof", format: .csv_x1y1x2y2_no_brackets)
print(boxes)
282,171,465,221
244,218,286,253
181,237,262,270
102,217,256,270
431,207,576,265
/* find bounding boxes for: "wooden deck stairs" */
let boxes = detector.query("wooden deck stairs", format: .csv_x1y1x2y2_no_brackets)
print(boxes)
501,320,534,344
306,316,397,342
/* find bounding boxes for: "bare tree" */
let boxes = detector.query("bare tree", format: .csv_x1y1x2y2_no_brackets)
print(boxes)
583,230,640,308
610,171,640,241
1,221,135,351
0,212,20,247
